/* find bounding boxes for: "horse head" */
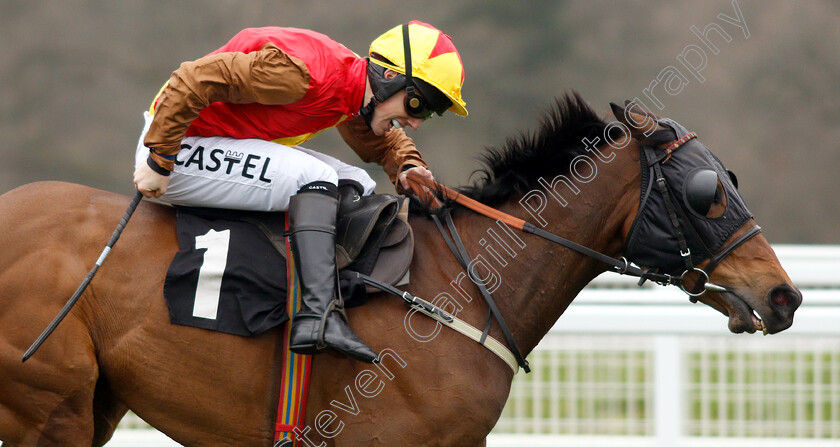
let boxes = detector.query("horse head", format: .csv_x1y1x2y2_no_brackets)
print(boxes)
610,100,802,335
455,92,801,356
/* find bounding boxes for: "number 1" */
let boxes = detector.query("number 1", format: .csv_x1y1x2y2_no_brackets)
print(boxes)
192,229,231,320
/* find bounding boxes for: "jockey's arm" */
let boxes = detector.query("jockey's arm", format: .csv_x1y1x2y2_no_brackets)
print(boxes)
144,42,310,171
337,116,430,194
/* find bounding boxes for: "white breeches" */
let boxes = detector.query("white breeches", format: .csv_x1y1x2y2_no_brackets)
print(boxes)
135,112,376,211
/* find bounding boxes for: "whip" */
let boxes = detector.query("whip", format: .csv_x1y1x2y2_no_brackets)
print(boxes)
22,190,144,362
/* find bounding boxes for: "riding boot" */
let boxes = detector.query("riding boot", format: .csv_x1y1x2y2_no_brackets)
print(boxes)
287,182,378,363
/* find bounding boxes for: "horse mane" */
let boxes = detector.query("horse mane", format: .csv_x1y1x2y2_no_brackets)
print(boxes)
458,91,621,205
407,91,624,215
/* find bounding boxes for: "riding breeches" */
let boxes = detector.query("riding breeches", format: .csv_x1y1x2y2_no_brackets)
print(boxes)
135,111,377,211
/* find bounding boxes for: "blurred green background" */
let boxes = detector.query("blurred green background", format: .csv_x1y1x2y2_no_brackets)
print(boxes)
1,0,837,243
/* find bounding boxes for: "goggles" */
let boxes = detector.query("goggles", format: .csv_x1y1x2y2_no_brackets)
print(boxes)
405,94,435,121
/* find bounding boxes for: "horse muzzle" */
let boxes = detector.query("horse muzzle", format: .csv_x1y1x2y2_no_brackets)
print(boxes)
718,283,802,335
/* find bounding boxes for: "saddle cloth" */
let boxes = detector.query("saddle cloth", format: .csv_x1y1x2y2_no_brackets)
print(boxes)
163,192,414,336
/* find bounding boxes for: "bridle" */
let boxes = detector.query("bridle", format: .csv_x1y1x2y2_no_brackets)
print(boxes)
406,171,758,298
392,131,760,372
357,131,761,373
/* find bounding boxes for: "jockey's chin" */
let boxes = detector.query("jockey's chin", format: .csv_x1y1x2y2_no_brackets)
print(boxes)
370,116,394,136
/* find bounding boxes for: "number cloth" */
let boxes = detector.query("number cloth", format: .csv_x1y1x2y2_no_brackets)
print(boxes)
164,207,289,336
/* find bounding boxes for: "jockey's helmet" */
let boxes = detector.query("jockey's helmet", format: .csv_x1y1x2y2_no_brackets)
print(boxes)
361,21,467,125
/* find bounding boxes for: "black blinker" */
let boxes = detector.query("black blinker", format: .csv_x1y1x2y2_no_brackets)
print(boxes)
684,169,719,216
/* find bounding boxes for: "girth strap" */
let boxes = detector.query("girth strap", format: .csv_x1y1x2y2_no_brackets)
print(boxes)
347,271,521,373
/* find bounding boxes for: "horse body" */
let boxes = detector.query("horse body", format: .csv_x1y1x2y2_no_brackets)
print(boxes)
0,155,636,447
0,97,800,446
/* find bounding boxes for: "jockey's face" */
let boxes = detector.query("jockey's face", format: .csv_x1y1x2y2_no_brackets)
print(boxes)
370,89,424,136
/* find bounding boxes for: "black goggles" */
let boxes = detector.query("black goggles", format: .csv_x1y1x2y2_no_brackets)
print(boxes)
405,94,435,120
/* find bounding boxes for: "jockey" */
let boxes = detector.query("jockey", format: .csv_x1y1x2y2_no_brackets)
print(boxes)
133,21,467,363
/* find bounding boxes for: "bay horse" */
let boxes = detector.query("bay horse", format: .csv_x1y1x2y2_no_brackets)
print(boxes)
0,94,801,446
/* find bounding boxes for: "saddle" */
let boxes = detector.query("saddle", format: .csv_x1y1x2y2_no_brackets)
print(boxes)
245,183,413,292
334,184,413,291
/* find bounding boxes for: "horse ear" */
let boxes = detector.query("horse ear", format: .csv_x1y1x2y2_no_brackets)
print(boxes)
610,102,625,120
623,99,660,119
611,101,659,138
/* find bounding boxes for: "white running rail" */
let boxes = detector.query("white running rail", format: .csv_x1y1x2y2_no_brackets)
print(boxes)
112,245,840,447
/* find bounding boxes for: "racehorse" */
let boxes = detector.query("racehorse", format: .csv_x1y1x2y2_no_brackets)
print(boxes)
0,94,801,446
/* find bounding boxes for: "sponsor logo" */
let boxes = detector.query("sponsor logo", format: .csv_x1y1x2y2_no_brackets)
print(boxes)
175,144,272,183
224,150,244,162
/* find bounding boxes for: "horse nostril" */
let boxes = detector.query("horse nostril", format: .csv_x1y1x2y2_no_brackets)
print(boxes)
770,284,801,310
772,289,789,307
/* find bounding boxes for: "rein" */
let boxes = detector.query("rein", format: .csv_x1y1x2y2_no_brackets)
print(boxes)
404,175,725,293
362,166,758,374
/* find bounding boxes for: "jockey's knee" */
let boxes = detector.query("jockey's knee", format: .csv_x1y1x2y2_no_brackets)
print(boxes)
296,162,339,192
337,167,376,196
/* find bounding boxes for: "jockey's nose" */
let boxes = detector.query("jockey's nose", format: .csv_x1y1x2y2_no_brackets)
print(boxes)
406,117,423,130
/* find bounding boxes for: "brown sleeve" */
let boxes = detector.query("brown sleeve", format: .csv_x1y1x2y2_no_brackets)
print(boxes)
144,42,310,170
337,115,428,192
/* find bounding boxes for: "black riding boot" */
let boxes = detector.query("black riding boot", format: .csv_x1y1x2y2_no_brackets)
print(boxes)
287,182,378,363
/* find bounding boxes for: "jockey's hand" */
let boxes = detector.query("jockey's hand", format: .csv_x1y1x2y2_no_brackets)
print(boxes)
398,166,434,192
134,159,171,199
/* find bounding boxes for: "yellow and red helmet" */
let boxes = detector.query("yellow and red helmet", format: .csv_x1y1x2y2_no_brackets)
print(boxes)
368,21,467,117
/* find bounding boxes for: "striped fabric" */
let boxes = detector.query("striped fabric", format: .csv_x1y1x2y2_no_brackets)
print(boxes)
274,243,313,445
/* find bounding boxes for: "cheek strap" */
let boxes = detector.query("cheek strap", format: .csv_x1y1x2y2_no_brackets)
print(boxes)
688,225,762,297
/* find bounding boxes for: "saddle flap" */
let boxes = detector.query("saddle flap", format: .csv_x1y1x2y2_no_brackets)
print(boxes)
381,216,410,247
365,219,414,292
335,187,399,268
238,190,414,291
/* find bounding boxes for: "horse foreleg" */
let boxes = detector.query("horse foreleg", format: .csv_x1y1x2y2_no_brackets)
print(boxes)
91,376,129,447
0,320,99,446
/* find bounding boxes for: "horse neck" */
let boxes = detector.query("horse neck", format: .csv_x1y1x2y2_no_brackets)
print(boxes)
454,145,640,355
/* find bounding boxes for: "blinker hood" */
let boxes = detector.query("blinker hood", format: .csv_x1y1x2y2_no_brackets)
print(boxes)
623,117,753,275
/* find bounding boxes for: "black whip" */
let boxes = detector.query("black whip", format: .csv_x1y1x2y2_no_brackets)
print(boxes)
22,190,143,362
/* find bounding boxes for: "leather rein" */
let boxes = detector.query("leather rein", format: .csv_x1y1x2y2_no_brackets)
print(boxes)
358,170,759,374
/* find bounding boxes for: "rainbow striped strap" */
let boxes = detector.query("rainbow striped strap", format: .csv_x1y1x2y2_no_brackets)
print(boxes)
274,236,313,445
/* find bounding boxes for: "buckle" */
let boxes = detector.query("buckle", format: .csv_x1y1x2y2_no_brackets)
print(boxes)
677,267,729,302
614,257,630,274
